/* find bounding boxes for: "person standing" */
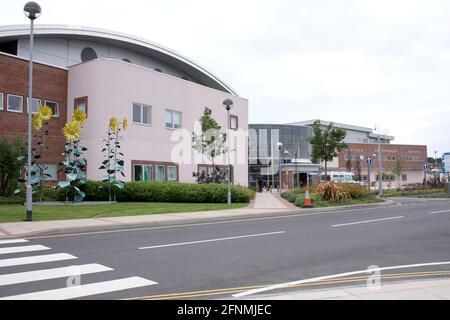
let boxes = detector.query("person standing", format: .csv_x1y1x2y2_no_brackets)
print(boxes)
257,176,264,193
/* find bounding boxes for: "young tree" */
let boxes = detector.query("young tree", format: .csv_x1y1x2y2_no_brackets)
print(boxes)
394,159,404,190
192,107,227,183
308,120,347,179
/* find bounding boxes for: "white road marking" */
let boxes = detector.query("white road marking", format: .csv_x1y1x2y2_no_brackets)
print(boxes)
331,216,404,228
233,261,450,298
0,264,112,287
0,277,158,300
0,239,29,245
430,210,450,214
0,245,50,255
0,253,77,268
139,231,286,250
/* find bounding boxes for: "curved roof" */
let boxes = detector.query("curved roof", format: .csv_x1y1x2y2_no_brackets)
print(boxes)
0,24,238,96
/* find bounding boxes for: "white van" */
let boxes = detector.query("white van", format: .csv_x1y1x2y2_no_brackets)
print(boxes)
320,171,361,184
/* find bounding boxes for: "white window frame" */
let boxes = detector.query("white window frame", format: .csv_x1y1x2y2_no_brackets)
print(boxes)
7,94,23,113
230,115,238,130
44,100,59,118
27,97,42,114
132,103,152,126
165,109,182,129
0,93,3,110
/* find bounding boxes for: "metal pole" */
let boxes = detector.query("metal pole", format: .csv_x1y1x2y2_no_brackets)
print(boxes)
367,157,371,193
377,127,383,196
25,19,34,221
278,147,281,193
227,108,231,205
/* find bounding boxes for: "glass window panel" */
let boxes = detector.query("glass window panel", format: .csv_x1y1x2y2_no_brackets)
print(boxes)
28,97,41,114
165,110,173,128
0,93,3,110
167,166,177,181
156,165,165,182
143,105,151,124
76,100,86,113
143,165,153,181
42,164,58,181
45,101,59,117
133,104,141,123
173,111,181,128
7,95,23,112
134,165,143,181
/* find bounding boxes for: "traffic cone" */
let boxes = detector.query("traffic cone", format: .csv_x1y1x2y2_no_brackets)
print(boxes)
302,185,313,208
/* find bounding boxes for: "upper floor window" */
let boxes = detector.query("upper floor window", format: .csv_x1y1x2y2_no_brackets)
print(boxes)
81,47,98,62
133,103,151,125
27,97,41,114
0,93,3,110
45,100,59,117
74,97,88,116
165,110,182,129
406,155,420,161
7,94,23,113
230,115,238,130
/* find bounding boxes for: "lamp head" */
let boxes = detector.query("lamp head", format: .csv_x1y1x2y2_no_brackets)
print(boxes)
223,98,233,111
24,1,41,20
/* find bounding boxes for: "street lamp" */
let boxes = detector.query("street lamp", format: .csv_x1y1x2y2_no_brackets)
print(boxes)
24,1,41,221
374,124,383,197
223,98,233,205
277,142,283,193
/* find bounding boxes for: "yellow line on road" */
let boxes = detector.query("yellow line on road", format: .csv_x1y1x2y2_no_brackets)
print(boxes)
127,270,450,300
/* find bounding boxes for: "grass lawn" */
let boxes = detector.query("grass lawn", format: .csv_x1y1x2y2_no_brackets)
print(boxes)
0,202,249,223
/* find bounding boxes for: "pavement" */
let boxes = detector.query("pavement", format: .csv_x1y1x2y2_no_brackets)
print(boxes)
0,196,448,300
0,191,394,239
243,278,450,300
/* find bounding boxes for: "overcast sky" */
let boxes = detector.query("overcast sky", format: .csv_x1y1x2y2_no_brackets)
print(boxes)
2,0,449,157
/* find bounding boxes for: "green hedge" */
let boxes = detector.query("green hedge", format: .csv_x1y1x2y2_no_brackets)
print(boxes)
55,181,255,203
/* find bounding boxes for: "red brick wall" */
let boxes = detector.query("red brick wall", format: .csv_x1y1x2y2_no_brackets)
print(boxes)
0,53,68,181
338,143,428,171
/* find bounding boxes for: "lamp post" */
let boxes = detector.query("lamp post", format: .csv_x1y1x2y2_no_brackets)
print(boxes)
223,98,233,205
374,124,383,197
277,142,283,193
24,1,41,221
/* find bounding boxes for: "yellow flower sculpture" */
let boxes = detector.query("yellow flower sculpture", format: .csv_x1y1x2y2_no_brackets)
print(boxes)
122,117,128,130
38,105,53,121
73,109,87,125
109,117,119,133
32,113,43,131
62,120,81,141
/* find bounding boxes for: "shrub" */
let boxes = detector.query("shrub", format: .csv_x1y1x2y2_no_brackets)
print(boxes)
0,195,24,205
0,138,26,196
337,183,369,199
313,181,350,202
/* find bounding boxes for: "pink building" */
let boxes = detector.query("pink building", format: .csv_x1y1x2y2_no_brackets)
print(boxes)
0,25,249,186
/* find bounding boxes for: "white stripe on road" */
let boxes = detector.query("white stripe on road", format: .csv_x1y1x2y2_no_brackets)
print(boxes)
331,216,404,228
0,264,112,287
0,277,158,300
0,239,29,245
233,261,450,298
0,253,77,268
139,231,286,250
0,245,50,255
430,210,450,214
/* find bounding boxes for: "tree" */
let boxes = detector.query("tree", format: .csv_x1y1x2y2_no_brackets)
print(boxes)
192,107,227,183
0,138,26,196
393,159,404,190
308,120,347,179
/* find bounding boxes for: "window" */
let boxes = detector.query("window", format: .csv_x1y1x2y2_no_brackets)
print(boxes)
167,166,177,182
406,155,420,161
402,174,408,182
230,115,238,130
156,165,165,182
42,164,58,181
134,164,154,181
0,93,3,110
27,97,41,114
165,110,182,129
74,97,88,115
45,100,59,117
134,165,143,181
81,47,98,62
132,103,151,125
143,165,153,181
7,94,23,112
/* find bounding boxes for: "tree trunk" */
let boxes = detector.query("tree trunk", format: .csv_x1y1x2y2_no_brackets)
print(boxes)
324,160,328,180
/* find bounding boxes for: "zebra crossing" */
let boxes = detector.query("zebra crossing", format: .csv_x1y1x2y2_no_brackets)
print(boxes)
0,239,158,300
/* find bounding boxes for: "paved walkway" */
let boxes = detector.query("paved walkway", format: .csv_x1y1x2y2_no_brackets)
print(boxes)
243,278,450,300
0,192,294,239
